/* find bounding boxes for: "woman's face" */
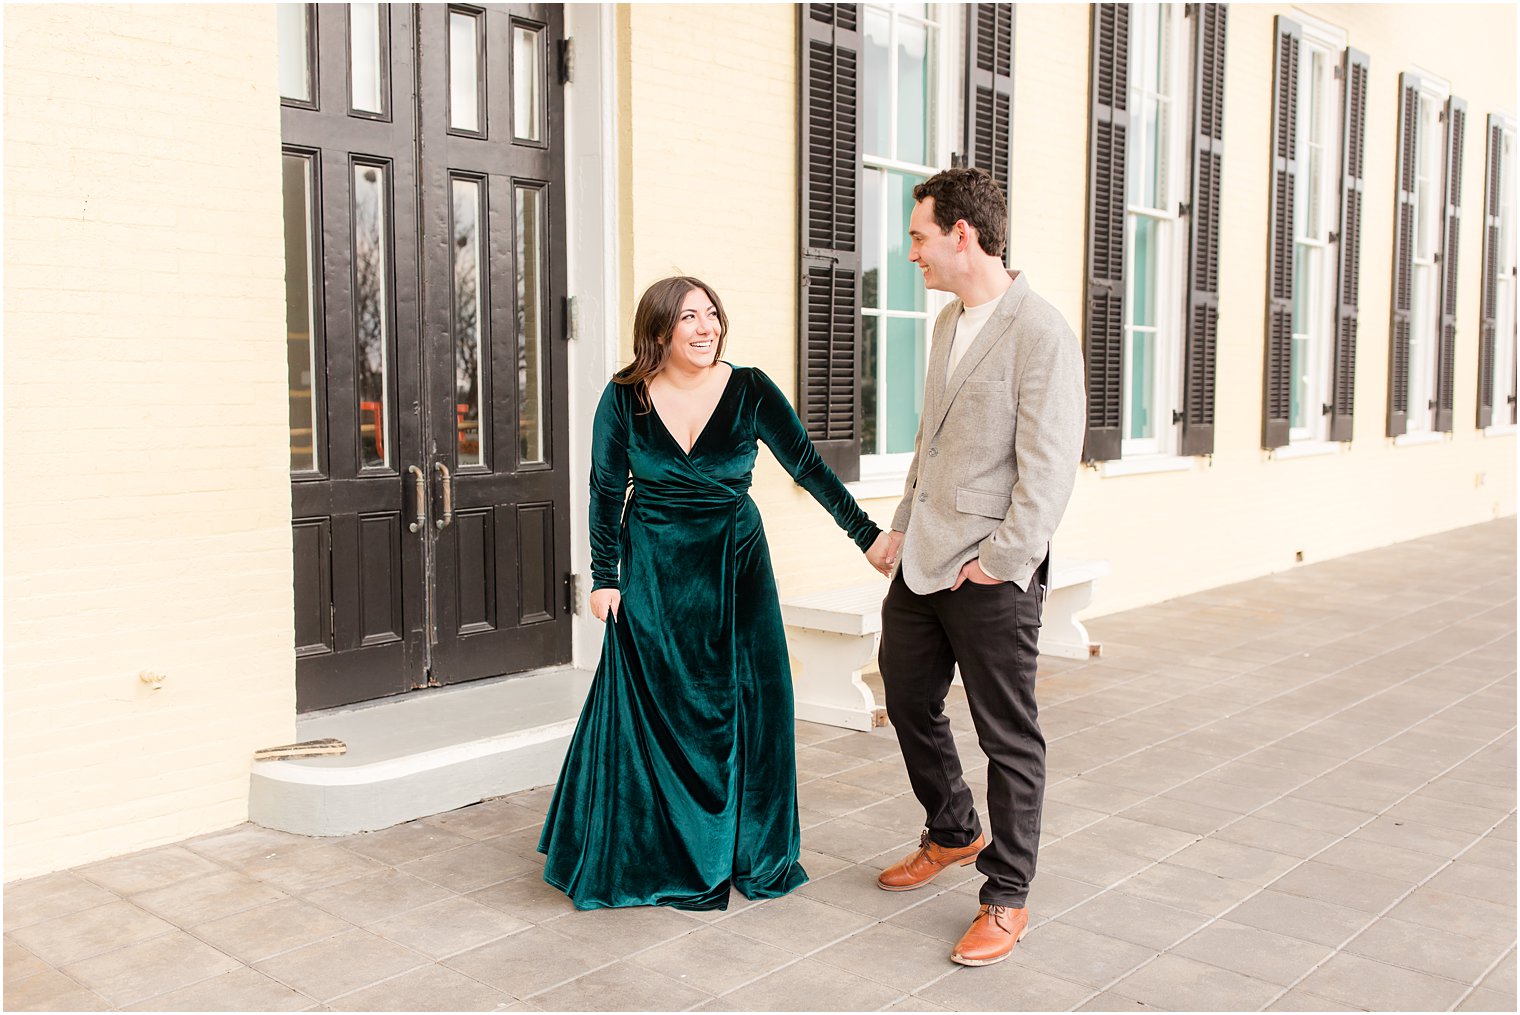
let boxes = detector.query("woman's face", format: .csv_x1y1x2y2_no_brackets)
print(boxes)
664,287,722,372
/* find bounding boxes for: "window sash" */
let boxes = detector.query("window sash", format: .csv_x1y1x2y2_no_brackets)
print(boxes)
1120,2,1189,457
1289,35,1343,442
1407,82,1450,432
859,3,956,468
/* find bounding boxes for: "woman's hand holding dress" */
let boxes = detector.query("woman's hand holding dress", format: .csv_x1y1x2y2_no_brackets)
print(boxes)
590,587,621,622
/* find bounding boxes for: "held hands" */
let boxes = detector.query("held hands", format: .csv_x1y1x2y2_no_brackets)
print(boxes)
950,557,1003,591
865,530,904,577
590,588,621,623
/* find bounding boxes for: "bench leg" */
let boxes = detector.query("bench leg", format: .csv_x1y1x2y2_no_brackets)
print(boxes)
787,628,885,732
1038,581,1097,660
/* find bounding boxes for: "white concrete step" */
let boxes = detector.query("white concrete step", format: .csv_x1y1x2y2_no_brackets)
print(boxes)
248,666,593,837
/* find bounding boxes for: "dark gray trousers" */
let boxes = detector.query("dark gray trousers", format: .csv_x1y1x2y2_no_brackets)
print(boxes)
878,567,1045,907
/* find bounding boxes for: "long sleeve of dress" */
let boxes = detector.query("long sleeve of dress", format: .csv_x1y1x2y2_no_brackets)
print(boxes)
589,381,631,591
751,368,882,552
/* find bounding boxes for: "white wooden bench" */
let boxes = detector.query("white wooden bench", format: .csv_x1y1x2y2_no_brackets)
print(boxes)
780,558,1110,731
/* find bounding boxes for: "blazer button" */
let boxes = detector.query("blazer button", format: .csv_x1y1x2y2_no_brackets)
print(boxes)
919,493,927,502
929,448,939,457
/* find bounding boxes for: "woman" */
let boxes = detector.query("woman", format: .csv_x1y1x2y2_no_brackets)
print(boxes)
538,276,892,911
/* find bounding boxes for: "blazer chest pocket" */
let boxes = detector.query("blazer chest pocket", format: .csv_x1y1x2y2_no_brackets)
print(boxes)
956,487,1011,519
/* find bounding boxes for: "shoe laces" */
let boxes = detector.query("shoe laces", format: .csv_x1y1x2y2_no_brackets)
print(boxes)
981,904,1011,931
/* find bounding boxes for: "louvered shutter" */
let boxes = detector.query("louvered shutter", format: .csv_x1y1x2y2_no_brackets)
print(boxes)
798,4,862,481
1180,4,1227,457
1330,48,1370,442
1082,3,1128,463
1262,16,1300,450
1434,95,1466,433
1478,114,1503,428
964,3,1014,256
1387,74,1421,437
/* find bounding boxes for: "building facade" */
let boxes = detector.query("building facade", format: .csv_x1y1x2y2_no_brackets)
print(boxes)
4,2,1514,879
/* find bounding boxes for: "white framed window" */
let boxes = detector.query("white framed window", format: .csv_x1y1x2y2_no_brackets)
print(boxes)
859,2,959,477
1493,120,1518,426
1406,75,1451,435
1289,20,1347,443
1121,2,1191,458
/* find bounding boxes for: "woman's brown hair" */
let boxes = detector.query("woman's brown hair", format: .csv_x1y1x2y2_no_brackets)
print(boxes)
613,276,729,410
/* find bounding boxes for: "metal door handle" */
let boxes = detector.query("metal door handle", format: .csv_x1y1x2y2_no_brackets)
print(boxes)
407,465,427,532
435,462,454,529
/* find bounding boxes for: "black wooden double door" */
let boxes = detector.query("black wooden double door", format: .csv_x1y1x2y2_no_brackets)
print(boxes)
283,4,570,712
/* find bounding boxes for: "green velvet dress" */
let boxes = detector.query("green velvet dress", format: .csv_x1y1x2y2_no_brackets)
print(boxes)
538,365,881,910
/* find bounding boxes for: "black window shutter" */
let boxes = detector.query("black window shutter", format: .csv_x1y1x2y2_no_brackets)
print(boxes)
1263,16,1300,450
1180,4,1227,457
1434,95,1466,433
798,4,862,481
1478,114,1503,428
1330,48,1370,443
964,3,1014,258
1388,73,1421,437
1081,3,1128,463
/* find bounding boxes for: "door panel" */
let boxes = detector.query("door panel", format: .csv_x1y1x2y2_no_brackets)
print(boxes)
418,3,572,686
282,3,570,711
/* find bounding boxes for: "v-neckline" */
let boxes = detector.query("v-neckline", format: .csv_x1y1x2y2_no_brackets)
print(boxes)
651,363,737,458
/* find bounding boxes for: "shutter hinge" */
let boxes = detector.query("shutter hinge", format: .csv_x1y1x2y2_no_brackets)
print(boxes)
1322,402,1333,416
563,295,579,342
566,572,582,615
1178,201,1190,217
1184,3,1197,17
1172,408,1183,425
558,38,574,85
1334,64,1343,80
1329,230,1339,245
950,151,967,168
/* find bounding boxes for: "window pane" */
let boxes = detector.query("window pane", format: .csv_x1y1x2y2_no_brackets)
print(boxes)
350,3,385,113
453,179,485,467
862,168,882,309
353,164,392,469
862,315,880,455
283,154,319,472
513,25,543,142
887,170,926,312
1128,215,1158,329
863,7,890,158
450,11,481,132
884,316,926,453
896,18,931,165
1125,330,1155,440
1291,241,1308,430
277,4,312,102
516,186,547,463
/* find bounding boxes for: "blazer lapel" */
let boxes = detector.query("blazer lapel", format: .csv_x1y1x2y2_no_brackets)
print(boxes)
922,303,958,426
924,272,1029,438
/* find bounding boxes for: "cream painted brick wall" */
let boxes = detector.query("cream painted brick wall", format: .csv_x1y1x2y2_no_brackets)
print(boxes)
4,4,295,880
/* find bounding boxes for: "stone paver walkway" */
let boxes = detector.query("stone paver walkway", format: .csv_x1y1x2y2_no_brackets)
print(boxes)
5,520,1516,1012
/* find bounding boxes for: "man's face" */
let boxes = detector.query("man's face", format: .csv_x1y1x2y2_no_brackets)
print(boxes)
907,197,962,293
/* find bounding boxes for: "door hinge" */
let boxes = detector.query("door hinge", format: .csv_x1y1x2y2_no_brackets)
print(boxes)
563,295,580,342
559,38,574,85
566,572,583,615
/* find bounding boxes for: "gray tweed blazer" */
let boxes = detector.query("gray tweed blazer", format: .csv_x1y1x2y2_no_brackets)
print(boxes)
890,271,1086,594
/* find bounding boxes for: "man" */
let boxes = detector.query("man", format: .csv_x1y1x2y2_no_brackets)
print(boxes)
864,167,1084,966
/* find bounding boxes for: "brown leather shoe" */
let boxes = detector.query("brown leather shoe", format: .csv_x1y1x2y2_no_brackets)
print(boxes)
950,904,1029,966
876,831,985,891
